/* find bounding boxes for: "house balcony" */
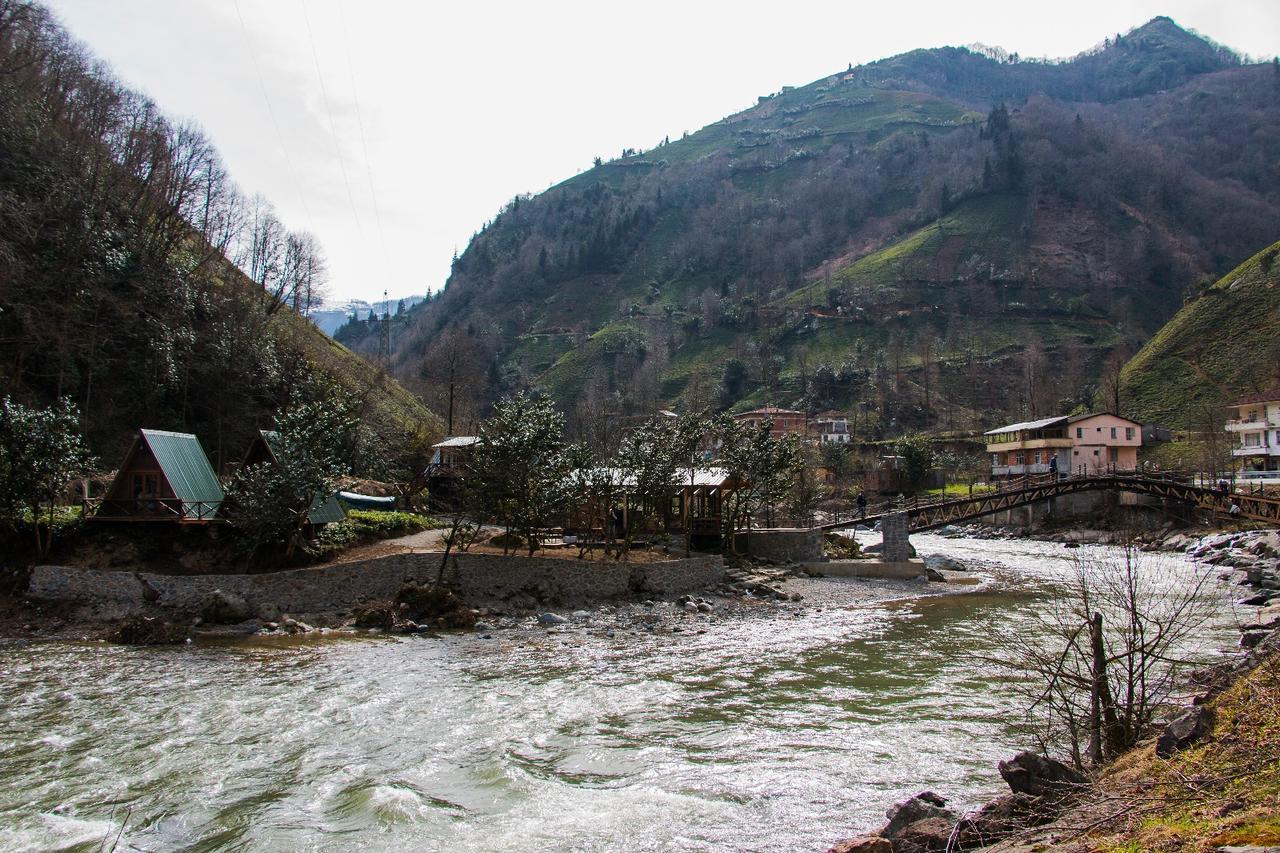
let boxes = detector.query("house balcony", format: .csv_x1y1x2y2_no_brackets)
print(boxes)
1239,470,1280,482
985,438,1073,453
1233,446,1279,457
1225,418,1280,432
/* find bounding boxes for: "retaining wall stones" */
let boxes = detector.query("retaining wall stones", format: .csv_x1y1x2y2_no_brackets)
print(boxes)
27,551,725,615
736,528,823,563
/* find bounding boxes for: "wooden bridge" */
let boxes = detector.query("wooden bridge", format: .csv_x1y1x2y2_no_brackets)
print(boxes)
818,473,1280,533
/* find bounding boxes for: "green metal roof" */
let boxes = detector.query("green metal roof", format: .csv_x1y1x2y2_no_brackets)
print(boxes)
309,492,347,525
255,429,346,525
140,429,224,517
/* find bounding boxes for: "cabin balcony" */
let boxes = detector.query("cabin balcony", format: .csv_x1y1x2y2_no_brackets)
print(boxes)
1233,446,1279,458
88,498,224,522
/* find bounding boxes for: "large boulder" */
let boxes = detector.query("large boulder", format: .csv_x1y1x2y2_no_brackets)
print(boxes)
923,554,966,572
997,752,1087,800
882,791,956,839
891,817,954,852
1156,706,1214,758
200,589,254,624
352,603,397,630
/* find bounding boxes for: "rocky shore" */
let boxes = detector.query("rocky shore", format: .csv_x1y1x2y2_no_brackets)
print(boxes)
827,526,1280,852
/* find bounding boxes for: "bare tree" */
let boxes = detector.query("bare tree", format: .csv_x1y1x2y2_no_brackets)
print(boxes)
992,546,1220,768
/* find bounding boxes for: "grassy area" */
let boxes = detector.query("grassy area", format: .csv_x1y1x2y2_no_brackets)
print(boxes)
1094,652,1280,851
312,510,441,560
779,193,1028,307
1121,240,1280,429
922,483,996,499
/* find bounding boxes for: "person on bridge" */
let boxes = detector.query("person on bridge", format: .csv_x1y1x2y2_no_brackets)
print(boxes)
856,492,867,520
1049,455,1059,478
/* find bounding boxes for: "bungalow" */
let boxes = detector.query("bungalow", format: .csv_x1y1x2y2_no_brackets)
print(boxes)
1226,386,1280,482
985,413,1141,479
424,435,481,511
92,429,223,522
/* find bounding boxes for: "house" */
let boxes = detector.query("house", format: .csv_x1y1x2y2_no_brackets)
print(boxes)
731,407,808,439
1226,386,1280,482
241,429,346,524
1067,413,1142,476
93,429,223,522
424,435,481,510
813,411,850,444
985,413,1141,479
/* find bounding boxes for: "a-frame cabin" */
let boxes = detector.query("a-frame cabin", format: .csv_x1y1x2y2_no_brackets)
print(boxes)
93,429,224,522
240,429,346,525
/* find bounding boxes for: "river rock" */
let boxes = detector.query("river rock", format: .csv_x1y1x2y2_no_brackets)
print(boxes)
538,612,568,626
923,554,966,572
827,836,891,853
352,603,396,630
1157,705,1214,758
953,792,1046,848
891,817,953,852
1240,630,1271,649
200,589,254,624
571,610,591,621
696,601,713,613
108,614,188,645
882,791,956,839
997,751,1087,799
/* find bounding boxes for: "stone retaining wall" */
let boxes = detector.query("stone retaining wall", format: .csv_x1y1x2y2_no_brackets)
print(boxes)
27,552,725,615
735,528,823,563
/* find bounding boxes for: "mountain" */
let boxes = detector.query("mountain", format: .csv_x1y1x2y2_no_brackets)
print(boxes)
0,3,441,471
1121,240,1280,429
312,294,428,337
355,17,1279,437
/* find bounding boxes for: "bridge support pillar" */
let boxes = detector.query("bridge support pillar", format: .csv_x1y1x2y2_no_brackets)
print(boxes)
882,512,912,562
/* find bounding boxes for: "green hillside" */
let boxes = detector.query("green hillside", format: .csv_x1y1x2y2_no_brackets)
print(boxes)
1121,241,1280,428
338,17,1280,437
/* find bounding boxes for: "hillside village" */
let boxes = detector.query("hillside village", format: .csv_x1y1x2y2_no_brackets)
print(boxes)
1,3,1280,852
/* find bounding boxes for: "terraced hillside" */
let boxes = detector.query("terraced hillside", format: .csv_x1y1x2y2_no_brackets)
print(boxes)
346,17,1280,436
1121,240,1280,429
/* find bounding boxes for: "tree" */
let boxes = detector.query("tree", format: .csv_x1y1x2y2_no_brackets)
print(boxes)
787,446,829,526
0,397,94,557
671,409,712,556
614,416,681,559
467,393,576,556
225,384,360,565
717,416,802,553
992,546,1216,767
894,433,935,492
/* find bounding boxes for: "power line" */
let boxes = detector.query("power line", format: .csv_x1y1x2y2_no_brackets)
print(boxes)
232,0,315,232
299,0,364,238
336,0,390,258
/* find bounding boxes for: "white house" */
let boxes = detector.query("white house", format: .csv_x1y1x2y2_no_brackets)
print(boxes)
1227,386,1280,482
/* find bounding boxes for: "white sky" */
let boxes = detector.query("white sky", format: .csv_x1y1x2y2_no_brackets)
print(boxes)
45,1,1279,305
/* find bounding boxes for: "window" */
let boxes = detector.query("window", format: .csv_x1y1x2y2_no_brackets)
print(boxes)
1244,433,1261,447
1093,449,1100,456
1109,448,1119,463
1110,427,1117,439
1076,427,1083,438
1125,427,1135,441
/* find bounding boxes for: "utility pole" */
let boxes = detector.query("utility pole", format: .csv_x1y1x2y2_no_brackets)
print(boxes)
377,288,391,372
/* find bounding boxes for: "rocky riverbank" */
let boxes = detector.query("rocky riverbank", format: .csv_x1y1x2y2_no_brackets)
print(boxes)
827,526,1280,852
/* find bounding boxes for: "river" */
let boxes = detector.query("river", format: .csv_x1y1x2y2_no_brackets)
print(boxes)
0,536,1241,852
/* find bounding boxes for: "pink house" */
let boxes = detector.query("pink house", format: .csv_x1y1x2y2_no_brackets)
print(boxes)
985,413,1141,479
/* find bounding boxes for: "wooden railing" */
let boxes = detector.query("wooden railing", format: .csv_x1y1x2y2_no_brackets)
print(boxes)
86,498,223,522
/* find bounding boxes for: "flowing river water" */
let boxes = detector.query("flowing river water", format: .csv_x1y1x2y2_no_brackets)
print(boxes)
0,536,1243,852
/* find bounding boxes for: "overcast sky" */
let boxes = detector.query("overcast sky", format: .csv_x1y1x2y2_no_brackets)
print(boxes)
45,1,1279,306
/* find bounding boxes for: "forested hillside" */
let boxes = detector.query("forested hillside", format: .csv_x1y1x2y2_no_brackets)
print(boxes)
0,3,441,472
1121,240,1280,429
355,17,1280,437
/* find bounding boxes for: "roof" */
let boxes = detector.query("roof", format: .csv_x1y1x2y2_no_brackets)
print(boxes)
1066,412,1142,426
433,435,481,449
139,429,224,514
733,407,806,418
984,416,1068,435
1233,386,1280,406
569,467,733,489
309,492,347,525
337,490,397,510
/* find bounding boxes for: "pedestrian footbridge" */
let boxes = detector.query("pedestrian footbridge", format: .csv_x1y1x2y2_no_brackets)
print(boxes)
816,473,1280,534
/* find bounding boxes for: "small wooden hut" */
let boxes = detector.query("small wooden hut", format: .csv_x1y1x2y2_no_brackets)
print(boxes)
93,429,224,522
